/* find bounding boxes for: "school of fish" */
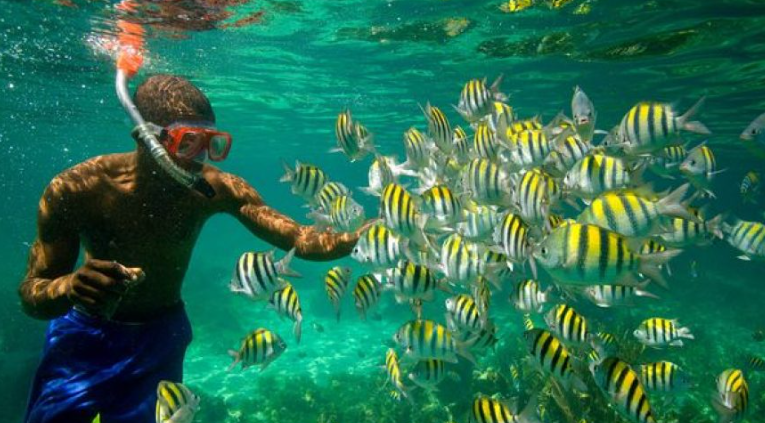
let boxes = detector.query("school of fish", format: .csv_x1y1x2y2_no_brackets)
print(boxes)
207,77,765,423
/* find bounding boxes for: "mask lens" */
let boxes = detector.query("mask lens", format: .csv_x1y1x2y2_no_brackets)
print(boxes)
209,134,231,160
177,131,203,158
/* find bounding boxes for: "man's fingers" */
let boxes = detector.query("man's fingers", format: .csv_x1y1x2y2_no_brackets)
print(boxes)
79,268,129,295
86,259,132,280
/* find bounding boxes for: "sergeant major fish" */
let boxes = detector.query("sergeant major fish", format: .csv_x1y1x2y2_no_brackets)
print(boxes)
633,318,694,348
269,282,303,343
155,381,200,423
228,328,287,371
590,357,657,423
324,266,351,321
230,248,300,301
534,222,679,288
280,161,328,205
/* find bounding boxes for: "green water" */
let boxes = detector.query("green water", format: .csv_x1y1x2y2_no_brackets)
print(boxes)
2,0,765,422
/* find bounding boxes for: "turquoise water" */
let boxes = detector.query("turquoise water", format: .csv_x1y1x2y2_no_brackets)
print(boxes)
2,0,765,422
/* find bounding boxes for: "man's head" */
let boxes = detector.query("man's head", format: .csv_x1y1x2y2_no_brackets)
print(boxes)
134,74,215,127
134,75,231,165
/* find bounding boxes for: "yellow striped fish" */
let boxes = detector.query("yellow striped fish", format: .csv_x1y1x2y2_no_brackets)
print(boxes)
639,361,690,392
280,160,329,204
590,357,657,423
324,266,351,321
155,381,199,423
712,369,749,423
740,170,761,204
307,194,365,232
611,99,709,155
393,319,475,364
315,181,349,212
386,260,448,304
564,154,632,199
583,282,659,308
474,121,502,162
577,183,694,237
490,101,515,131
505,129,553,170
380,183,428,239
421,185,465,227
354,274,382,320
456,76,506,123
228,328,287,371
544,304,589,344
384,348,408,400
524,328,587,391
453,125,472,163
468,396,539,423
544,134,594,177
680,143,720,196
648,144,687,177
457,202,501,240
439,233,495,285
408,359,459,391
230,249,298,300
633,318,694,348
515,168,561,226
723,219,765,261
424,103,452,154
403,127,433,170
497,115,543,147
445,293,485,333
482,249,514,282
493,212,534,268
660,208,723,248
351,223,409,270
472,276,492,316
534,222,680,288
269,283,303,343
511,279,551,314
460,158,513,206
460,321,499,351
747,355,765,371
332,109,374,161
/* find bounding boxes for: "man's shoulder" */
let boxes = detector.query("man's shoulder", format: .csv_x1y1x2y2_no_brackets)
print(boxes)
48,153,131,197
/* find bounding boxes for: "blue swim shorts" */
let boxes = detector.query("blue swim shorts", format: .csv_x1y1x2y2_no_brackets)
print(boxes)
25,302,192,423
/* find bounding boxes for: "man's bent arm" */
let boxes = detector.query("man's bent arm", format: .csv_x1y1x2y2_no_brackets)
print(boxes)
18,179,80,320
211,171,357,261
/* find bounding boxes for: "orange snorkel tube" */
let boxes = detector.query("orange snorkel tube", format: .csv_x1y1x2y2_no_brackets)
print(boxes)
114,2,216,198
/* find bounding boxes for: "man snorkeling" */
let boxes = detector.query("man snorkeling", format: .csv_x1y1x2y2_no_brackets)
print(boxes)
19,75,360,423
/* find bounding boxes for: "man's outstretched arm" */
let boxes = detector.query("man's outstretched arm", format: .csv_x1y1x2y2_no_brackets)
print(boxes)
210,170,359,261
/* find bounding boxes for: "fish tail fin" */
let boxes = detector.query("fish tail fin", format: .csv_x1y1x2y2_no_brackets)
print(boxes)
679,96,711,135
227,350,240,371
294,319,302,344
656,183,695,220
516,393,542,423
678,326,694,340
456,341,477,366
639,249,682,289
635,280,661,300
276,248,302,278
279,159,294,182
707,214,725,239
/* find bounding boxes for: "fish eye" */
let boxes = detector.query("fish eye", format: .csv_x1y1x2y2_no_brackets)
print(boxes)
690,160,696,166
540,247,548,255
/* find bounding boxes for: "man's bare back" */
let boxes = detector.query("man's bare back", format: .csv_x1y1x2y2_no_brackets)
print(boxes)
19,151,358,321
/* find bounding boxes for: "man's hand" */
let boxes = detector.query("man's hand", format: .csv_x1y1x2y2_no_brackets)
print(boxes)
65,259,144,316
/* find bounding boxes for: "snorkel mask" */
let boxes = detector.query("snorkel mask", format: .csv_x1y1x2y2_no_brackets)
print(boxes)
162,122,232,162
113,5,216,198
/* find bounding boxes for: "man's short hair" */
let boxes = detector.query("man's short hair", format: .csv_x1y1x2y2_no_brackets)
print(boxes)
133,75,215,127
